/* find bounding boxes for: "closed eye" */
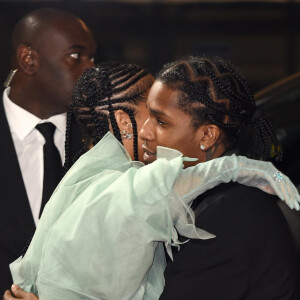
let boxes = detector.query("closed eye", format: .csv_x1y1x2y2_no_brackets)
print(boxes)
157,118,166,126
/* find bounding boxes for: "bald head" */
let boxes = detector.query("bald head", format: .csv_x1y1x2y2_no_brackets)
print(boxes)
11,8,93,54
8,8,97,119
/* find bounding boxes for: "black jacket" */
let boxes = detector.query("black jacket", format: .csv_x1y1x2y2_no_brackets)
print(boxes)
0,98,82,295
161,182,299,300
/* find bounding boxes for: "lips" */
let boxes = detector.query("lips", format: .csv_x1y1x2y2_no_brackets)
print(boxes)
142,143,156,163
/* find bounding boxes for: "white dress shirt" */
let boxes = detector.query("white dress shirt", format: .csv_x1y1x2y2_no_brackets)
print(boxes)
3,88,67,225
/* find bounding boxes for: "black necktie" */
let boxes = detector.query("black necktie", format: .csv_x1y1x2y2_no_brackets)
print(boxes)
36,123,62,216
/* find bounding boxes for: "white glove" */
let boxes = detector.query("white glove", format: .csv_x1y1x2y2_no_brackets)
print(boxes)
173,154,300,210
234,156,300,210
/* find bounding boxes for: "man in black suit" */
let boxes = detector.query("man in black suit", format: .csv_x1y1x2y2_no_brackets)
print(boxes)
0,8,97,295
139,56,299,299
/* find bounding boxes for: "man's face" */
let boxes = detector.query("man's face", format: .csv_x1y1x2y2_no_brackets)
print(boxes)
139,81,206,166
35,18,97,115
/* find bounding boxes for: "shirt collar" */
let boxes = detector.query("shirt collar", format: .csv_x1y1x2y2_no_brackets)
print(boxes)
3,87,67,141
47,113,67,136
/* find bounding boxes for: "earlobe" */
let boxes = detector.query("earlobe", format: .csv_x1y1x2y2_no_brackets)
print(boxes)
17,45,38,75
199,125,220,150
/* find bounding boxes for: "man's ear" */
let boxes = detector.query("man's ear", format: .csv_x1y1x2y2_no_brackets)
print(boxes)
198,124,221,151
16,45,38,75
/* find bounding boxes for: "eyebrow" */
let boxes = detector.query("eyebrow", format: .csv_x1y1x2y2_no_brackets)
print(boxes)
148,107,169,118
67,45,86,50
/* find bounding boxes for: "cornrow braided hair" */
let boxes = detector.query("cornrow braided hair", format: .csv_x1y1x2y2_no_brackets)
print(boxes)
157,55,281,161
64,61,152,171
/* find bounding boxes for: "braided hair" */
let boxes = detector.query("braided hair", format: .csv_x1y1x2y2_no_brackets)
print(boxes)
157,56,281,161
64,61,152,171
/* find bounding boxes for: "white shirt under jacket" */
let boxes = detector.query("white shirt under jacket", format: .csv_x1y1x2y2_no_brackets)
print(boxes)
3,87,66,225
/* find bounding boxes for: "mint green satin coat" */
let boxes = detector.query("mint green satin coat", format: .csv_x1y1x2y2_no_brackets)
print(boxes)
11,132,297,299
10,133,215,299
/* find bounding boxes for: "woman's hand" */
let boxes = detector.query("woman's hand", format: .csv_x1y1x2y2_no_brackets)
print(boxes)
3,285,38,300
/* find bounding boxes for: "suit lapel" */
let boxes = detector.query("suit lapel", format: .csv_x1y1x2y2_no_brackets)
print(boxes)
0,98,35,235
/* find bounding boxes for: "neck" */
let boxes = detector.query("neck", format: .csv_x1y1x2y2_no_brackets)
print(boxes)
205,142,227,162
9,82,65,119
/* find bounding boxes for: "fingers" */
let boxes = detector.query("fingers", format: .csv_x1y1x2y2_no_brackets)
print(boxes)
3,285,38,300
11,285,25,298
3,289,14,300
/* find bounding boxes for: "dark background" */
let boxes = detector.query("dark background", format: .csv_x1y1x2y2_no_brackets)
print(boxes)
1,0,300,93
1,0,300,260
1,0,300,186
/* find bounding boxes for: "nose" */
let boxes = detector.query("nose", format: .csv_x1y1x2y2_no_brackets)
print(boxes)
139,117,153,143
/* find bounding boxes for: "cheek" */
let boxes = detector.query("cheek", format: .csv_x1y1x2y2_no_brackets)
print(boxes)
178,135,199,157
136,109,149,135
136,117,147,143
136,112,149,163
137,142,146,164
73,66,87,82
46,64,75,90
161,130,193,154
136,116,146,132
58,70,79,99
57,61,84,86
64,68,80,86
58,73,76,94
54,70,77,107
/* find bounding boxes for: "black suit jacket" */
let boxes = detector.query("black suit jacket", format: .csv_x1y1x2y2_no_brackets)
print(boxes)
0,97,83,295
160,183,299,300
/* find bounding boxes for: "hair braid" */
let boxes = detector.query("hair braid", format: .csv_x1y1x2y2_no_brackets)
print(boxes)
65,61,152,170
62,108,74,174
129,110,139,161
113,71,148,95
157,55,281,161
123,107,139,161
200,60,250,128
250,112,281,161
108,101,123,143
